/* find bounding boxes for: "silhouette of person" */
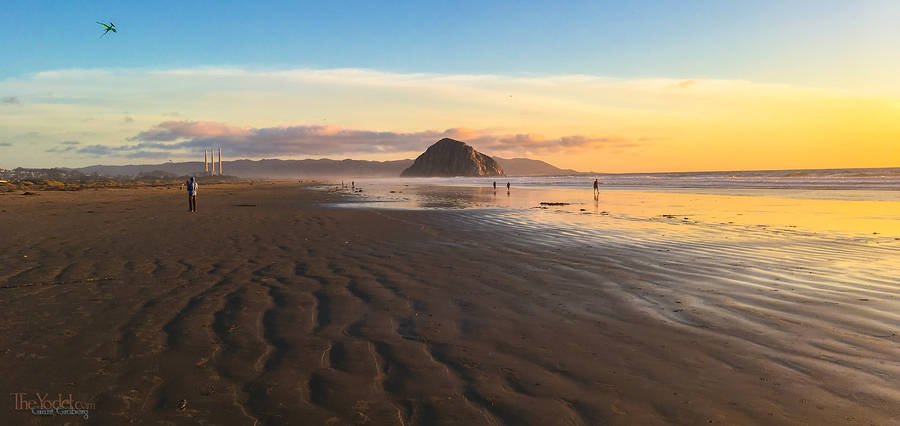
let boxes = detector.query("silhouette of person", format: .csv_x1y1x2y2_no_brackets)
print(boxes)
187,176,198,212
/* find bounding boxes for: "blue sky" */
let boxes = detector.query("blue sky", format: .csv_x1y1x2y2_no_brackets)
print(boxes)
1,1,898,171
2,1,897,87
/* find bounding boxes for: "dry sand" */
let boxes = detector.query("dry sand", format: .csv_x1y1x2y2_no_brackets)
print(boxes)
1,183,898,425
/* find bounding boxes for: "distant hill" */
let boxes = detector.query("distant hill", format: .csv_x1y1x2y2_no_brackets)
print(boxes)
71,155,577,178
402,138,504,177
227,159,413,178
493,157,579,176
75,159,414,179
76,162,207,177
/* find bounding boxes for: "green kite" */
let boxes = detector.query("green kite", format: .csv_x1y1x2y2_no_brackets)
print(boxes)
97,21,117,38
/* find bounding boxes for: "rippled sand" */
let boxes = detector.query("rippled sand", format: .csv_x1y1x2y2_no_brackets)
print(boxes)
2,183,899,425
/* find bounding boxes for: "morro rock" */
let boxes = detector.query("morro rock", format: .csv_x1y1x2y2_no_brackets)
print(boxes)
401,138,504,177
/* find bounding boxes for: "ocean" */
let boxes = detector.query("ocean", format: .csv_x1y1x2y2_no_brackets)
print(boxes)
330,167,900,240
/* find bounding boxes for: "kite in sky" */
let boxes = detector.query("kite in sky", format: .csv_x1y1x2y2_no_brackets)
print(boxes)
97,21,117,38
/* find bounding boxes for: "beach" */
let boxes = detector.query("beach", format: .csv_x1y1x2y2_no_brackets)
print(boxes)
2,182,899,425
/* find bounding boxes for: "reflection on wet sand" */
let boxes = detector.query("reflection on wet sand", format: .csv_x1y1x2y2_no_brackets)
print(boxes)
339,183,900,239
334,181,900,423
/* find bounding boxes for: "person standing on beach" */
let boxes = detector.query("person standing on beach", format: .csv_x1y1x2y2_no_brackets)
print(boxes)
493,181,497,191
593,178,599,195
187,176,198,212
506,181,510,191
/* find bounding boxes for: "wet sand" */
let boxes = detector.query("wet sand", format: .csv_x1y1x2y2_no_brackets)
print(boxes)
2,182,899,425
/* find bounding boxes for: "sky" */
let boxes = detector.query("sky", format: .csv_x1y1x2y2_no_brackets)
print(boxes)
1,0,898,172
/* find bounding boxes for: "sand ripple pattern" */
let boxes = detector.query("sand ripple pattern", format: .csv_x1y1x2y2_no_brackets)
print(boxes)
1,185,899,425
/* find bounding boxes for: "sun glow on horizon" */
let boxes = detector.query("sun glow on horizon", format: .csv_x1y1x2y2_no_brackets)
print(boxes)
1,67,898,173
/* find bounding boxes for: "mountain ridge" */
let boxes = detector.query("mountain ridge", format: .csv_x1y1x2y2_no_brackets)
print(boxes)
492,157,579,176
66,154,576,178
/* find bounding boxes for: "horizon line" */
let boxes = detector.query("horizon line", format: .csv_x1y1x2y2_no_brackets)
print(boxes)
5,159,899,177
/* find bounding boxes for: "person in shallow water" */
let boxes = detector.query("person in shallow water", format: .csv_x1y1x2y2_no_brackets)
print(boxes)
187,176,198,212
493,181,497,191
506,182,510,191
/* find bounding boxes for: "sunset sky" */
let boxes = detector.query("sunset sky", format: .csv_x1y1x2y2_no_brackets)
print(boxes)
1,1,898,172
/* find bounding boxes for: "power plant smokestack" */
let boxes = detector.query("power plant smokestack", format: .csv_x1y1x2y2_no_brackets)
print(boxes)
204,149,208,173
218,147,223,175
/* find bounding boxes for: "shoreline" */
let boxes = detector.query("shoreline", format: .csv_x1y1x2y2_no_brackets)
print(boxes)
2,183,898,424
330,181,900,241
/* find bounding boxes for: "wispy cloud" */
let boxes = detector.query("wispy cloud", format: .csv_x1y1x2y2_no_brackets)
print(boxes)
1,96,22,105
0,142,12,147
45,140,81,153
74,144,172,159
130,121,245,142
75,144,118,155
